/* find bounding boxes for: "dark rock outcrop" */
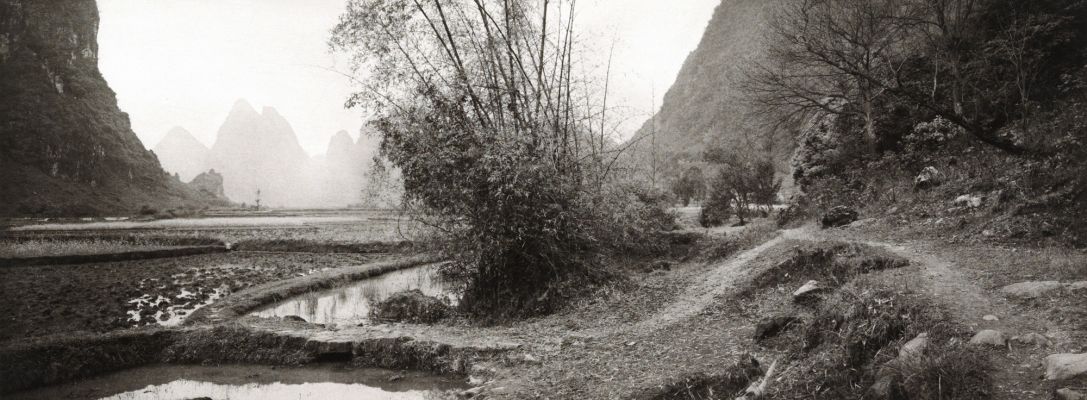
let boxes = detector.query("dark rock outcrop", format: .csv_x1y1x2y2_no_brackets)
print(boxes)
188,169,226,199
0,0,218,216
821,206,859,228
369,290,452,324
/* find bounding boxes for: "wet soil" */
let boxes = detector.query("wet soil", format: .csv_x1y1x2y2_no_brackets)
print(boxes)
0,252,385,342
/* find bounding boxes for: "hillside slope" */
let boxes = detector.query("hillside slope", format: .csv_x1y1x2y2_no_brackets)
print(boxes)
627,0,790,179
0,0,218,216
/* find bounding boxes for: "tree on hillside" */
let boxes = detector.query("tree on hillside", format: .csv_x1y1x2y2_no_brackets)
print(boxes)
747,0,913,154
671,166,706,206
750,0,1087,155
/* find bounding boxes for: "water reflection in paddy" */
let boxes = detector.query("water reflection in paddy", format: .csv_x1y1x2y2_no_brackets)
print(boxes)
9,363,467,400
252,265,457,326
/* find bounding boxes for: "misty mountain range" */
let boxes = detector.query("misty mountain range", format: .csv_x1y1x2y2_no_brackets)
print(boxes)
152,99,380,208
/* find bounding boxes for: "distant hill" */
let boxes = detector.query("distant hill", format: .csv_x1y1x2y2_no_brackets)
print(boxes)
626,0,793,182
204,100,313,206
153,99,384,208
152,127,209,182
0,0,221,216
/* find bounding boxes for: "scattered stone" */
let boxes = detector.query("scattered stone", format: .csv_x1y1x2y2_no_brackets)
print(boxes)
283,315,307,323
754,315,799,341
868,373,906,400
460,386,484,398
644,260,672,273
369,289,452,324
625,341,638,347
969,330,1007,347
1012,333,1052,347
792,280,825,302
1057,388,1087,400
821,206,859,229
469,375,487,385
1000,281,1066,299
982,314,999,322
521,353,541,364
914,166,943,190
1046,353,1087,381
954,194,984,208
899,333,929,361
388,374,403,382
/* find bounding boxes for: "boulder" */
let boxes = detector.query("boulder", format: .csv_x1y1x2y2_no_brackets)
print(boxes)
792,280,825,302
282,315,307,323
899,333,929,361
914,167,943,190
1057,388,1086,400
1012,333,1052,347
821,206,859,229
754,315,799,341
1000,281,1066,299
1046,354,1087,381
953,194,984,208
969,330,1007,347
982,314,999,322
1068,281,1087,292
369,290,452,324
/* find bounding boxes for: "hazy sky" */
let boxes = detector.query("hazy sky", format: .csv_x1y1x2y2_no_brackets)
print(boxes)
98,0,719,156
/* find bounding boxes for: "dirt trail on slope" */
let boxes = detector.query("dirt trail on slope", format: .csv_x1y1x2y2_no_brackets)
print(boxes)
816,229,1068,400
631,228,808,334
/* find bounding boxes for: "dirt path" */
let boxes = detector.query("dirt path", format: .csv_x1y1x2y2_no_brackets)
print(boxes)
816,229,1068,400
632,228,800,333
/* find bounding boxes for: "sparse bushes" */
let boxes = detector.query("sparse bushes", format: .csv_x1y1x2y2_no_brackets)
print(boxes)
774,281,991,400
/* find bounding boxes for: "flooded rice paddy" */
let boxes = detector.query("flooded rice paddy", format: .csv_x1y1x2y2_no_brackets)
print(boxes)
253,265,457,326
9,363,468,400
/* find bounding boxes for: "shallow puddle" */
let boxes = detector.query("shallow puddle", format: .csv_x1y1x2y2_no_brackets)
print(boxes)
9,363,468,400
252,265,456,326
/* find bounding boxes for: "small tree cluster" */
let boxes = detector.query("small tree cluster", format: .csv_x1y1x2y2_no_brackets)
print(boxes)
671,166,706,206
701,147,782,227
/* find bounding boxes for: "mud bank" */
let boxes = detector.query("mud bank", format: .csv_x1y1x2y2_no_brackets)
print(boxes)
0,245,230,268
0,321,513,395
0,328,179,393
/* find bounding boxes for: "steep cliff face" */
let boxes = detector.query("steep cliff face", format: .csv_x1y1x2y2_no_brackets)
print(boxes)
628,0,792,178
0,0,217,215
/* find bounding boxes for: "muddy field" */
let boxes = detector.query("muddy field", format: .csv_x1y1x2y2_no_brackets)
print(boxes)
0,251,388,341
0,211,417,343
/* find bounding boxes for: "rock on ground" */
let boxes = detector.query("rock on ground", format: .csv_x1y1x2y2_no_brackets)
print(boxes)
1046,353,1087,381
1000,281,1066,299
1057,388,1086,400
821,206,859,229
754,315,799,341
1012,333,1052,347
969,330,1007,347
914,166,943,190
369,289,452,324
792,280,825,302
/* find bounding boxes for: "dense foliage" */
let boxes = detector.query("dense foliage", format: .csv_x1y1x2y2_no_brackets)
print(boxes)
332,0,673,319
753,0,1087,244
